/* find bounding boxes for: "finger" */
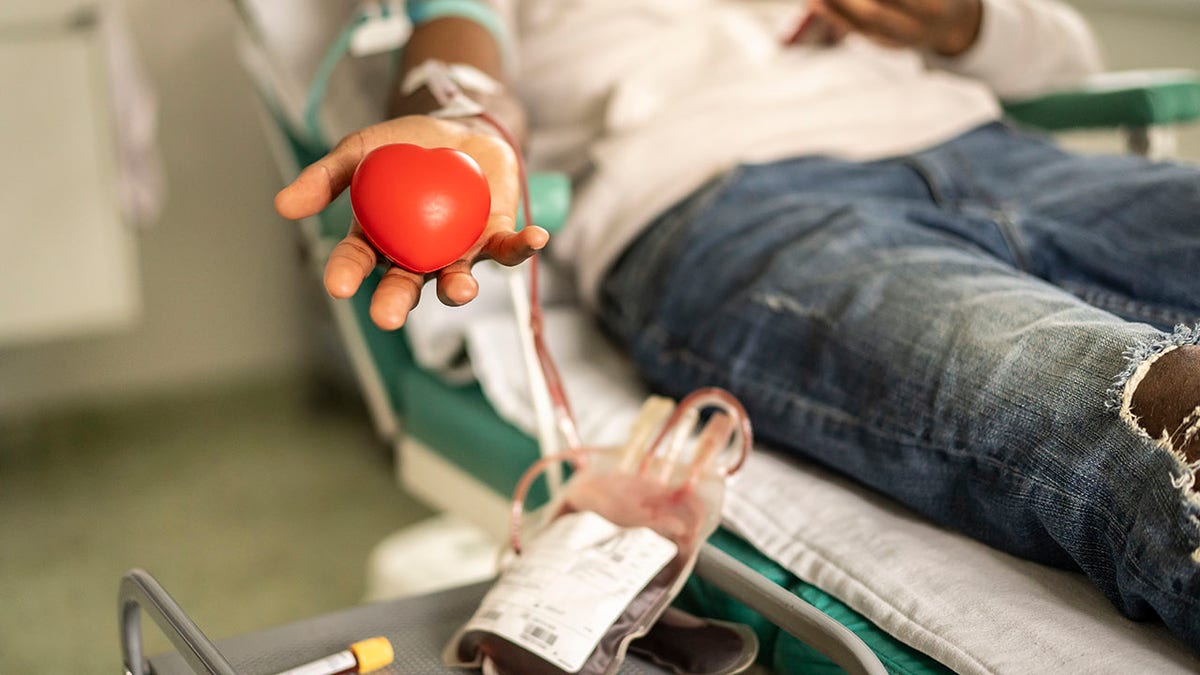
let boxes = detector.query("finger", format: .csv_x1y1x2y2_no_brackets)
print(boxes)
823,0,924,45
811,5,856,44
823,19,852,45
483,223,550,267
824,0,914,37
783,10,819,45
274,130,369,220
435,259,480,306
369,265,424,330
877,0,941,19
324,222,378,299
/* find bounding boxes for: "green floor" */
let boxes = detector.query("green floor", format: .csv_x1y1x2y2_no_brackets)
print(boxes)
0,377,433,673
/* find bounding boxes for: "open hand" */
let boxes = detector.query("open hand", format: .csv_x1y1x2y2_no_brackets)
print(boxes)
274,115,547,330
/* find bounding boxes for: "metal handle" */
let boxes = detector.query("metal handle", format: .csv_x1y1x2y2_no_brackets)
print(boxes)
694,544,889,675
119,568,237,675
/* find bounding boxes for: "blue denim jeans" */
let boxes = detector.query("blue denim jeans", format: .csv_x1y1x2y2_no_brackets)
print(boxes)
597,122,1200,651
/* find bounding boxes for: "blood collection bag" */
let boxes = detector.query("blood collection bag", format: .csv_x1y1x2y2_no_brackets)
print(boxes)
444,389,753,675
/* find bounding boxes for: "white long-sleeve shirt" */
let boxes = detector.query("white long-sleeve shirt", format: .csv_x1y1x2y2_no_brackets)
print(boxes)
507,0,1101,304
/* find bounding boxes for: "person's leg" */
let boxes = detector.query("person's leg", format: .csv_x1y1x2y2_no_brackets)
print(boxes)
906,122,1200,484
597,156,1200,651
905,122,1200,331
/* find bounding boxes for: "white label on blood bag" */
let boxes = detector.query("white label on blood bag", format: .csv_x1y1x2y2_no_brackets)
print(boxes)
464,511,678,672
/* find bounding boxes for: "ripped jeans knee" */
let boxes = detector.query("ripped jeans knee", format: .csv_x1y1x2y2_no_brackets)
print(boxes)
1111,325,1200,493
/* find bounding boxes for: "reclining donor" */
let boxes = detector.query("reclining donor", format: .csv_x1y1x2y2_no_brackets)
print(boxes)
274,0,1200,653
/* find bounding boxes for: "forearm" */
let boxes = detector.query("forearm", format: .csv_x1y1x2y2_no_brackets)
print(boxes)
931,0,1102,101
388,16,528,145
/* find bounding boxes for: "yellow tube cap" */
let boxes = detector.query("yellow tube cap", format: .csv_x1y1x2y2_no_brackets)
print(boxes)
350,636,394,673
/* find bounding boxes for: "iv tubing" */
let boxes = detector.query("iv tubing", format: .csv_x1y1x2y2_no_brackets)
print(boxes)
478,111,583,452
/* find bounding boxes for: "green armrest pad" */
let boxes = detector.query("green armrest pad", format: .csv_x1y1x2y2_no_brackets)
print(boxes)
1003,69,1200,132
518,172,572,234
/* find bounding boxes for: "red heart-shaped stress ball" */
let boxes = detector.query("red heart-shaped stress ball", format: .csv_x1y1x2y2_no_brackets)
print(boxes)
350,143,491,274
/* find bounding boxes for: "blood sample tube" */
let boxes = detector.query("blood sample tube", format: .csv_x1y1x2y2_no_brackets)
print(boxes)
273,636,394,675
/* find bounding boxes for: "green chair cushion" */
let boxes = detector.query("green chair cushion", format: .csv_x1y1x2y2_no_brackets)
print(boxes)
400,363,549,507
1003,69,1200,131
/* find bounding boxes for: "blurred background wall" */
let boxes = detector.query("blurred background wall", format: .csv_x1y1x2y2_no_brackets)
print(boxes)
0,0,314,416
1066,0,1200,158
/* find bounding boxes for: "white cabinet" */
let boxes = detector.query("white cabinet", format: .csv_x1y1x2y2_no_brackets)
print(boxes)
0,9,141,346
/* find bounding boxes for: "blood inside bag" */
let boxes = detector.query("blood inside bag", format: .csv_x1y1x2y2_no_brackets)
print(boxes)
457,471,709,675
629,607,758,675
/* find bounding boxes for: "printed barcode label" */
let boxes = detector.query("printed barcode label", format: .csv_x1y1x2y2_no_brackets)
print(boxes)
522,624,558,646
462,511,677,672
